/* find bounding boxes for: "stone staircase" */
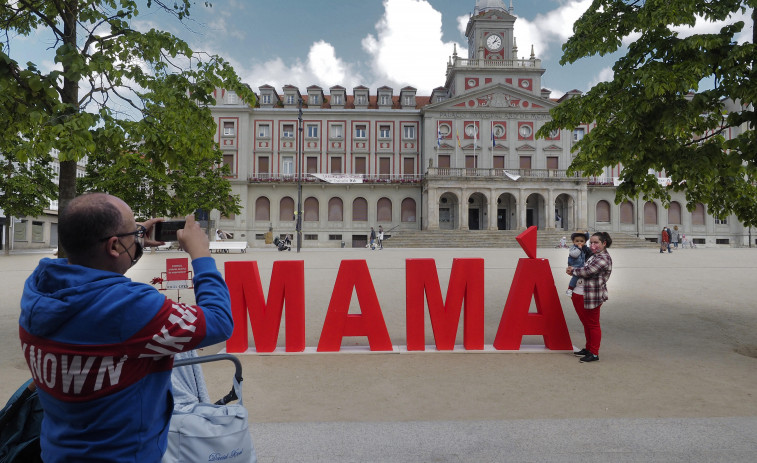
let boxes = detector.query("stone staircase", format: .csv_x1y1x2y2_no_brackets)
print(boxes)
383,229,657,249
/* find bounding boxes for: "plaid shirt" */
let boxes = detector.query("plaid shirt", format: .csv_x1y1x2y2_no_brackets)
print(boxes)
572,249,612,309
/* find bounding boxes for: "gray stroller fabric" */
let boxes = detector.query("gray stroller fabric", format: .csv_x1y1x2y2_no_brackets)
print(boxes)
171,350,211,411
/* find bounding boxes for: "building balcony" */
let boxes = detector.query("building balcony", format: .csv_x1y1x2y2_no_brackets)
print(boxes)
447,57,542,73
248,173,423,184
425,167,581,180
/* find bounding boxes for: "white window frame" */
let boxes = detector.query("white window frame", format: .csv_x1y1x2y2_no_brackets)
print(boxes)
332,94,342,105
379,125,391,139
356,94,367,105
355,125,367,139
226,91,238,104
307,125,318,138
404,96,413,106
380,94,390,106
286,95,295,105
262,94,271,104
310,95,319,105
330,124,343,139
282,156,294,175
283,124,294,138
403,125,416,140
222,121,235,137
258,124,270,138
573,128,585,141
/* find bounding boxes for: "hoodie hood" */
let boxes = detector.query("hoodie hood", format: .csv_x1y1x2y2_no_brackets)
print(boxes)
20,258,131,338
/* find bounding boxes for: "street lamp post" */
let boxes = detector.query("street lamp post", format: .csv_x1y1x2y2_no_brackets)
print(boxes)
296,98,303,253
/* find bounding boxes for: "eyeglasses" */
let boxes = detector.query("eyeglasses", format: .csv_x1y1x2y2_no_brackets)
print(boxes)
100,225,146,247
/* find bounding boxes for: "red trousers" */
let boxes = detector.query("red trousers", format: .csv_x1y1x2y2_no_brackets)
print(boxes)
571,293,602,355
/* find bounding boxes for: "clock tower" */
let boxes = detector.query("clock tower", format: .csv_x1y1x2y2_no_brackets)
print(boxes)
466,0,516,61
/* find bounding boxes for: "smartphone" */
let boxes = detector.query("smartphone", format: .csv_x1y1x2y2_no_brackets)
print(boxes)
152,220,186,242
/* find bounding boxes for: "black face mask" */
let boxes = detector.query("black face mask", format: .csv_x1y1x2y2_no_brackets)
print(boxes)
119,238,143,268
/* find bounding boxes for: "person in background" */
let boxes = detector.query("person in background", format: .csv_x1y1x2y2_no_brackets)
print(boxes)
671,226,680,249
567,232,613,363
660,227,670,253
18,193,233,462
369,227,376,250
378,225,384,250
566,232,592,296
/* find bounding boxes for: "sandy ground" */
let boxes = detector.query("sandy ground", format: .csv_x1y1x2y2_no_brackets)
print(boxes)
2,246,757,426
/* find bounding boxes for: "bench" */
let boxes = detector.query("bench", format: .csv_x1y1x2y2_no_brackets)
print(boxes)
209,241,248,253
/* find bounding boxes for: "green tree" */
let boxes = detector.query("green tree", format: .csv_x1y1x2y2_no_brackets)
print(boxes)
0,0,255,241
539,0,757,226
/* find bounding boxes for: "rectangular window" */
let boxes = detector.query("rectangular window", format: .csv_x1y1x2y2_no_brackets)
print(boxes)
14,220,27,242
355,124,367,139
403,157,414,176
329,234,343,241
32,221,44,242
332,95,342,105
438,155,450,168
286,95,295,105
223,121,235,136
355,157,367,174
379,157,391,176
262,94,271,104
307,125,318,138
283,124,294,138
493,156,505,169
304,234,318,241
331,157,342,174
436,96,444,103
404,96,413,106
465,155,476,169
573,128,585,141
380,95,390,105
403,125,416,140
715,218,728,225
379,125,391,139
226,92,237,104
258,156,269,175
716,238,729,244
519,156,532,169
282,156,294,175
356,95,367,105
258,124,270,138
223,153,235,173
307,156,318,173
330,124,343,139
547,156,559,170
310,95,319,105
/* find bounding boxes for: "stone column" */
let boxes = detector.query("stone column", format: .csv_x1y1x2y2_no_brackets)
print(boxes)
547,188,555,229
518,188,527,230
488,189,498,230
460,189,469,230
427,187,439,230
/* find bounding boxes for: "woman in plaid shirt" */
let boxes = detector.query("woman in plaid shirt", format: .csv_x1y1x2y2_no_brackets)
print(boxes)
566,232,613,363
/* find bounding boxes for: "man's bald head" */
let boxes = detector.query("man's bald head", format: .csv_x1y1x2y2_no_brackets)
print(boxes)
58,193,125,261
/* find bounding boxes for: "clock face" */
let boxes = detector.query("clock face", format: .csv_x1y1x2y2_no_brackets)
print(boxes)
486,34,502,51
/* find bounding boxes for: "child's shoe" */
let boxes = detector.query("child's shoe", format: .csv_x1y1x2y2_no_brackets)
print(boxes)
565,289,573,296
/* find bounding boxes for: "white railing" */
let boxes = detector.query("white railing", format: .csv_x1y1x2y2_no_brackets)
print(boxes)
249,173,423,184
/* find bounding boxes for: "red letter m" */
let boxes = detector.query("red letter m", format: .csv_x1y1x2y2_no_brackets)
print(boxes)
225,261,305,353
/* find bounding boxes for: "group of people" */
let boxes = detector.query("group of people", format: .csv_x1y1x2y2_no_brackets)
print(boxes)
660,225,694,251
564,230,614,364
15,192,616,460
369,225,384,250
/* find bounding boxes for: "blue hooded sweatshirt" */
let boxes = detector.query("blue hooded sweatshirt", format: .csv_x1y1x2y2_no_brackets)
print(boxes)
18,257,233,463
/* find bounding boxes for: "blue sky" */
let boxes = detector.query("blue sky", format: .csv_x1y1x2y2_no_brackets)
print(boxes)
11,0,754,100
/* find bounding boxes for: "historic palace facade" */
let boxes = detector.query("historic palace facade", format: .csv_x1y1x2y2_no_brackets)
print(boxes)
208,0,751,248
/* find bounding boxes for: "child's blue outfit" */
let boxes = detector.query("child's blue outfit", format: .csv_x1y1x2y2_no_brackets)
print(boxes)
568,244,592,289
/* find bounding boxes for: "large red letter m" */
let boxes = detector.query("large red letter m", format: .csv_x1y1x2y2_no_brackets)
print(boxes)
225,261,305,353
405,258,484,351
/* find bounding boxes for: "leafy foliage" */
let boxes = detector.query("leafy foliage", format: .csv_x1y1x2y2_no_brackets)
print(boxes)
0,0,255,228
539,0,757,226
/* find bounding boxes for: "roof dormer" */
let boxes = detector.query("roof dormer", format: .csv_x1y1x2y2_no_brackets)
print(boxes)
430,87,448,104
377,86,394,108
282,85,302,107
400,86,417,109
329,85,346,108
307,85,324,108
258,84,280,108
353,85,369,108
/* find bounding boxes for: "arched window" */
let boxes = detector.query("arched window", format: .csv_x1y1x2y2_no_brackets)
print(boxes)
668,201,682,224
620,201,634,224
304,197,319,221
644,201,658,225
328,197,343,222
279,197,294,221
255,197,270,221
692,203,706,225
377,197,392,222
596,200,611,222
401,198,416,222
352,197,368,221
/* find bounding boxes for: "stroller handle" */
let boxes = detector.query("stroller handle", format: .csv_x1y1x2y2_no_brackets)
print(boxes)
173,353,244,405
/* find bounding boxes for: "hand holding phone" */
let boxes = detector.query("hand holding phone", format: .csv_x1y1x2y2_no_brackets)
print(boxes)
151,220,186,242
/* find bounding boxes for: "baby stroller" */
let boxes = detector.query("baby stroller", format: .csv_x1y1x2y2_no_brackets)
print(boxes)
273,236,291,251
165,351,256,463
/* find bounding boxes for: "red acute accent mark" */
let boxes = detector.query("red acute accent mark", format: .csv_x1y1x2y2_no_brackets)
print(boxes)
516,226,537,259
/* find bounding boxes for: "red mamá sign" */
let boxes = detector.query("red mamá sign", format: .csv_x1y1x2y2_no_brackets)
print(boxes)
224,227,573,353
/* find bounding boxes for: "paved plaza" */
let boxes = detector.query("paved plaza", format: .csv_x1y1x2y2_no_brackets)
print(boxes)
2,245,757,462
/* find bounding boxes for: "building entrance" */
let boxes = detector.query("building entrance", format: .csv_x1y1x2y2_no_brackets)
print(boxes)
468,208,480,230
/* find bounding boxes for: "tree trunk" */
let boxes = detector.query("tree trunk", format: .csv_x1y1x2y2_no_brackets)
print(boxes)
56,1,79,260
3,216,10,256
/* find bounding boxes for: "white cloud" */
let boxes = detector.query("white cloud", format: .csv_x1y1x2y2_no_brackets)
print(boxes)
588,66,614,89
361,0,465,93
514,0,592,59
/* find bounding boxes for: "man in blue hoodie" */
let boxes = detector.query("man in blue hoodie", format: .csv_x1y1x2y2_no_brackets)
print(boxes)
18,193,234,462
